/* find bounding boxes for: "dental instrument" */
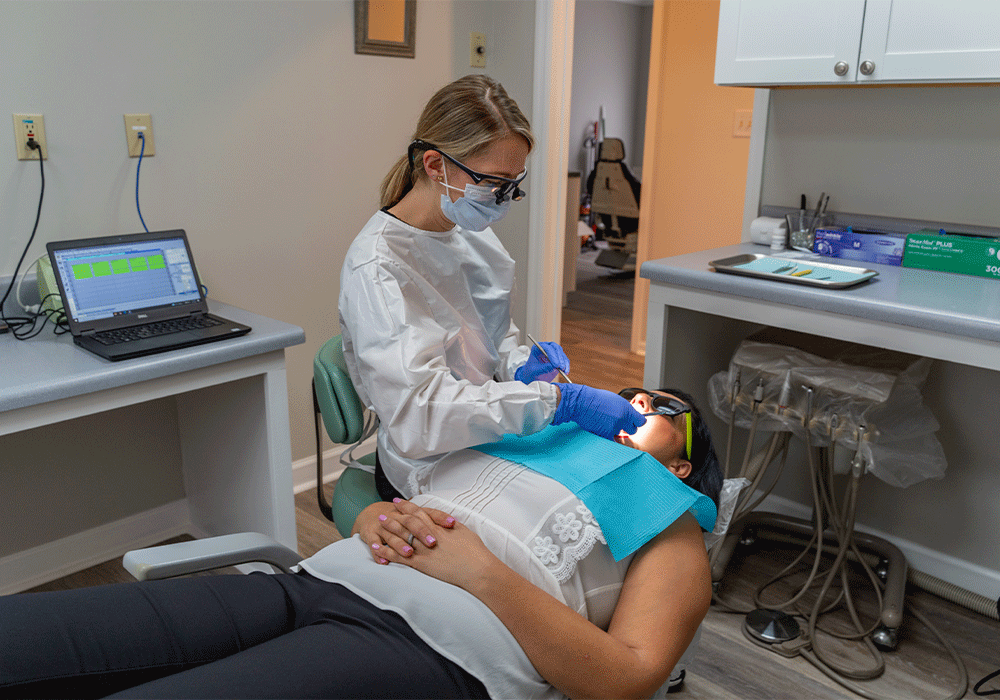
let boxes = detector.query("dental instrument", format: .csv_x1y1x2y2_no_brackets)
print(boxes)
526,333,572,383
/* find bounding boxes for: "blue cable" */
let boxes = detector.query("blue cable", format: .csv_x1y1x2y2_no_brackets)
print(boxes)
136,132,149,232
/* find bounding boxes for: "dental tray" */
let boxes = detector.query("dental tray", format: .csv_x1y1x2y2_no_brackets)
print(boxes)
709,253,878,289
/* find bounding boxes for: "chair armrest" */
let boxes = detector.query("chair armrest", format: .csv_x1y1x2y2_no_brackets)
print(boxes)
123,533,303,581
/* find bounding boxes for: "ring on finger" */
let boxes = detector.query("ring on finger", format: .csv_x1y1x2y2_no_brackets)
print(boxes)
407,532,414,546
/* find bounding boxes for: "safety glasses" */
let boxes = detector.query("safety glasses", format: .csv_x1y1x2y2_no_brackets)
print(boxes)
409,139,527,205
618,388,693,461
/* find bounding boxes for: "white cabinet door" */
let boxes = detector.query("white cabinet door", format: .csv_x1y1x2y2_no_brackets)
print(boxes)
858,0,1000,82
715,0,867,85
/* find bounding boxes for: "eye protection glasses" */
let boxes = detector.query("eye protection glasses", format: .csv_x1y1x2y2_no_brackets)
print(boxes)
618,388,693,461
409,139,527,205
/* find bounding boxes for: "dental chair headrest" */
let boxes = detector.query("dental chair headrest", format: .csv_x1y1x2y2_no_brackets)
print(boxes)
598,138,625,162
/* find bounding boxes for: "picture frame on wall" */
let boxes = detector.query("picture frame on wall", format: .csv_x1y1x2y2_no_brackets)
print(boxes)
355,0,416,58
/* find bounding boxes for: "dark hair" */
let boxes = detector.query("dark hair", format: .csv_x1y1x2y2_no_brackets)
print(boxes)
660,387,723,509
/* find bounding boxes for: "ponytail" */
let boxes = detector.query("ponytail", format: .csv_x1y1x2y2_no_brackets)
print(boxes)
380,154,415,209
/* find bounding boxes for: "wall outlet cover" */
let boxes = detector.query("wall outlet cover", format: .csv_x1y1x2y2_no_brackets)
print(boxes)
124,114,155,157
12,113,47,160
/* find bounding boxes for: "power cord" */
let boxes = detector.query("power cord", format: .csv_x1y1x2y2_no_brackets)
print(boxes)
136,131,149,232
10,294,68,340
0,138,58,340
976,667,1000,696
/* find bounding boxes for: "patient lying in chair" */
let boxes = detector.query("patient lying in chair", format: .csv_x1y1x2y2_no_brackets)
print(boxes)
1,388,722,700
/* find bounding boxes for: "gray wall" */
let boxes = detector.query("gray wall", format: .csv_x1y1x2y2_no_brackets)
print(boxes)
761,86,1000,228
570,0,653,180
0,0,537,553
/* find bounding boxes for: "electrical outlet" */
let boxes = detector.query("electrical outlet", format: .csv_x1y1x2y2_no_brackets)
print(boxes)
13,114,47,160
733,109,752,138
124,113,155,157
470,32,486,68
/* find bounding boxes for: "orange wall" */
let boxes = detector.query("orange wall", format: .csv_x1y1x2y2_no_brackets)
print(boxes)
631,0,755,352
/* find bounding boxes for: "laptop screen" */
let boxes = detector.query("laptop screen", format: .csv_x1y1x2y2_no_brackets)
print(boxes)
49,232,204,325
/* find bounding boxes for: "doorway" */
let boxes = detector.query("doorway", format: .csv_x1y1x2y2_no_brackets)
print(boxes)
559,0,653,392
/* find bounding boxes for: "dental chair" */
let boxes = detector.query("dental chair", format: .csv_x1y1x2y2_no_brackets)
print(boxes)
586,137,641,270
123,334,381,580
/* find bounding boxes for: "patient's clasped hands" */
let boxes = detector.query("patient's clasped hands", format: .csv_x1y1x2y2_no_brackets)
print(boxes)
356,499,455,564
357,499,504,592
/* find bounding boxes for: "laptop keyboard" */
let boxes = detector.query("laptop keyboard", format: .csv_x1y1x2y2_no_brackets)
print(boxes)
92,315,223,345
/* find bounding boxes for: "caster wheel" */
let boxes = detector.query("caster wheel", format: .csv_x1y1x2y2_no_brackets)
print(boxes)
666,668,685,693
872,625,899,650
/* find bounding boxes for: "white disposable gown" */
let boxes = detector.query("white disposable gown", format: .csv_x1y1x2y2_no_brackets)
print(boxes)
339,210,559,497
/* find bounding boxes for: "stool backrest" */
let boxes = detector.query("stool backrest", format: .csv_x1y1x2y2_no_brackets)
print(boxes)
313,334,367,445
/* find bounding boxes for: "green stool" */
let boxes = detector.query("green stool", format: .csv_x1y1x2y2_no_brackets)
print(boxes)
313,335,382,538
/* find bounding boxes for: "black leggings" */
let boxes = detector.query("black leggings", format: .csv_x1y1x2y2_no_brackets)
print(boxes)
0,572,489,699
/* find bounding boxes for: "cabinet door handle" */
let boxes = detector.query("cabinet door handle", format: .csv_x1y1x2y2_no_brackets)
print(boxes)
834,61,850,76
860,60,876,75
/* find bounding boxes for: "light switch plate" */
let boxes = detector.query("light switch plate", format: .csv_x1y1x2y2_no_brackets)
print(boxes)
733,109,752,138
470,32,486,68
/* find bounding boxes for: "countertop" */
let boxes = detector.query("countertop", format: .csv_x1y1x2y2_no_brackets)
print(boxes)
0,301,306,413
640,244,1000,344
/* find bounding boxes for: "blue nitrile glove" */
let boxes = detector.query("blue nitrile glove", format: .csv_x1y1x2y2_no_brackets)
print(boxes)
551,383,646,440
515,342,571,384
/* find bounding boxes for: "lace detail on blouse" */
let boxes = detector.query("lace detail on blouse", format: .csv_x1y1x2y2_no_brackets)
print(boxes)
532,504,606,583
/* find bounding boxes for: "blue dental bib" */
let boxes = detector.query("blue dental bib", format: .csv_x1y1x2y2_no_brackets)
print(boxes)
473,424,717,561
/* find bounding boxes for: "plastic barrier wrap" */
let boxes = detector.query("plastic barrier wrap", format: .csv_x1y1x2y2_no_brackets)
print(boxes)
707,339,947,487
704,478,750,551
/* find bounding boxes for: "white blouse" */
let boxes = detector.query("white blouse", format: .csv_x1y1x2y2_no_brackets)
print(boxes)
411,448,635,630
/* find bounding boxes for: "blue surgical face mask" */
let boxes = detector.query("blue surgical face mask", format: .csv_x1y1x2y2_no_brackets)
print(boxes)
439,167,511,232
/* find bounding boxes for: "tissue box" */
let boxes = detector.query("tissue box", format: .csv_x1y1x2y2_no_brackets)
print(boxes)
813,227,906,266
902,229,1000,280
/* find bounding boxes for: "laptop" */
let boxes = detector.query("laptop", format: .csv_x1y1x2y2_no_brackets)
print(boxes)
47,229,251,361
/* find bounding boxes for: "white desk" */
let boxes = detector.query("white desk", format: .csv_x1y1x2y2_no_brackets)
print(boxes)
0,302,305,593
641,244,1000,599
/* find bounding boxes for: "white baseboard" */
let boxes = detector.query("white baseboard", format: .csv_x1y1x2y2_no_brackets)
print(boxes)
757,494,1000,603
0,499,191,595
293,436,377,494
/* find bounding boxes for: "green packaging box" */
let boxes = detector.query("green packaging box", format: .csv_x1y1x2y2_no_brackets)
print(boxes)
902,229,1000,281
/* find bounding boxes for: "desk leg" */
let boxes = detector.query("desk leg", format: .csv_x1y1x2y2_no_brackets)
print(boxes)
175,357,297,552
643,291,669,389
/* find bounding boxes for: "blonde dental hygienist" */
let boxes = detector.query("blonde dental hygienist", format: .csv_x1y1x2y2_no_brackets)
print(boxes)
338,74,646,508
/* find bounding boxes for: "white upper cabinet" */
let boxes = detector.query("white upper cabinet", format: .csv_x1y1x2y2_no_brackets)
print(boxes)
715,0,1000,86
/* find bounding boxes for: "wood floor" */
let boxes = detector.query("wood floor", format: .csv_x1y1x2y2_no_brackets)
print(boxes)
19,263,1000,699
562,250,643,393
